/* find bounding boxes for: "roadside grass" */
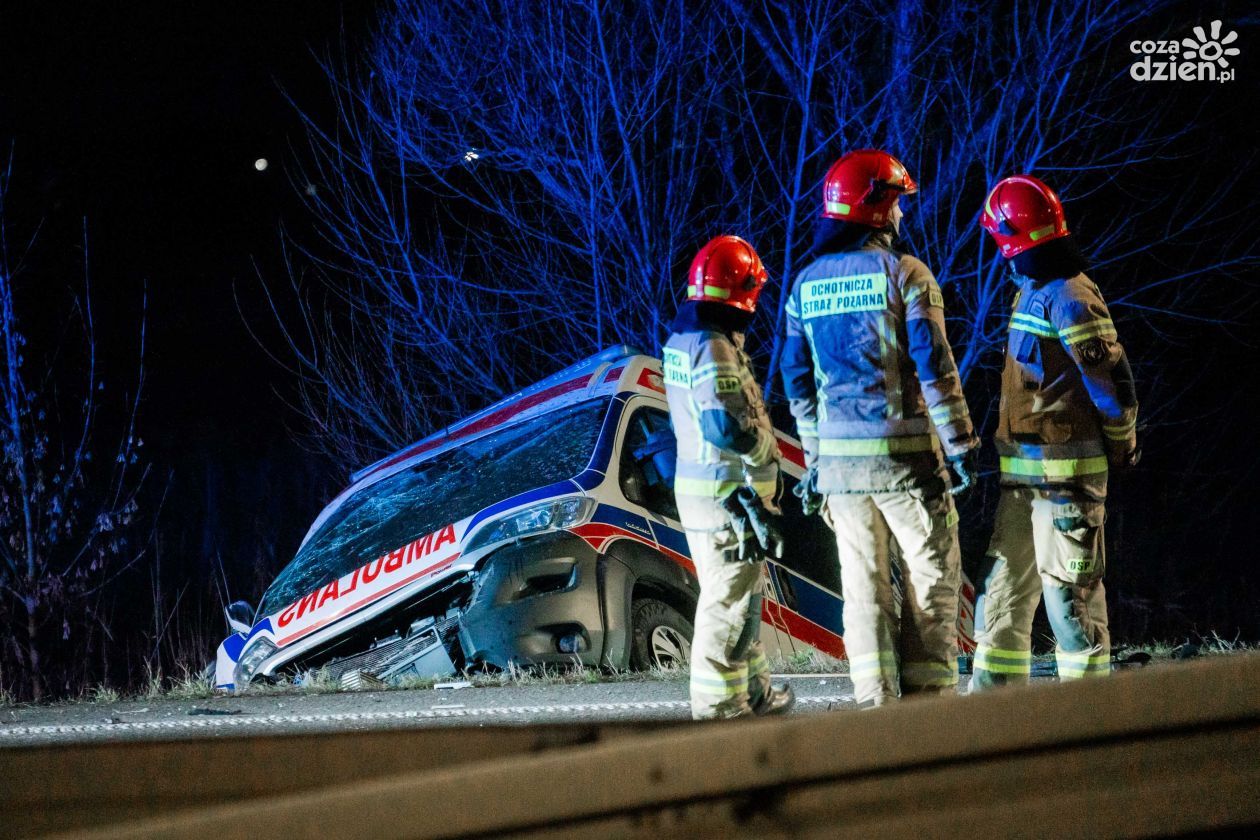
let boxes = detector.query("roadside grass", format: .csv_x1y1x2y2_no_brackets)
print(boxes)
86,685,121,704
5,634,1259,709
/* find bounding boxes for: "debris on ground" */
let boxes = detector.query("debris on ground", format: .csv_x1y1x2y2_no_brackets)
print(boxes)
339,670,387,691
187,707,243,716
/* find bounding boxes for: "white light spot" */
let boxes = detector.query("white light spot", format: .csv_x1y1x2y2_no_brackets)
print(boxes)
254,158,269,171
463,149,479,162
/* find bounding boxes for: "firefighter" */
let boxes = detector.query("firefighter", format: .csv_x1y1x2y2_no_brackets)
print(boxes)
970,175,1139,689
780,150,980,708
663,234,795,720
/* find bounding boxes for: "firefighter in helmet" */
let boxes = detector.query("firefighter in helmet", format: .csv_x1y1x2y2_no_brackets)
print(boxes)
780,150,980,707
663,235,795,720
970,175,1139,689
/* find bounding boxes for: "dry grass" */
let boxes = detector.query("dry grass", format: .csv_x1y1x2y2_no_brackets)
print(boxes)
86,685,121,704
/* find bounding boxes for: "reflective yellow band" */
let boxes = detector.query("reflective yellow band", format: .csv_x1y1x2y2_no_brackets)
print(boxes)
1000,455,1108,479
974,645,1032,675
849,651,897,678
929,401,971,425
688,284,731,300
1056,649,1111,679
1060,319,1117,345
825,200,852,216
820,435,936,456
1102,418,1136,441
851,665,895,679
1028,224,1058,242
1010,313,1056,339
674,477,742,498
690,362,741,387
1059,318,1115,339
689,670,748,696
674,477,776,499
796,419,818,435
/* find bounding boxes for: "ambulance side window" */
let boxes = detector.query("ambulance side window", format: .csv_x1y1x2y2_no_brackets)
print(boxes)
620,407,678,521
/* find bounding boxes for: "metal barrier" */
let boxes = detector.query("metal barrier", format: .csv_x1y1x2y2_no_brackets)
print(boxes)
8,654,1260,838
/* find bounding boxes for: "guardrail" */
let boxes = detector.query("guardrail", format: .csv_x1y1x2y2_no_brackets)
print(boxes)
7,654,1260,838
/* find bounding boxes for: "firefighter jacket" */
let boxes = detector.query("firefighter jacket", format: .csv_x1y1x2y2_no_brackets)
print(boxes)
780,235,979,494
663,326,779,500
996,271,1138,498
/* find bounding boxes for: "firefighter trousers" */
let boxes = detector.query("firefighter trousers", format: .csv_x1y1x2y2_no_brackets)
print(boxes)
824,489,961,706
677,494,772,720
971,486,1110,690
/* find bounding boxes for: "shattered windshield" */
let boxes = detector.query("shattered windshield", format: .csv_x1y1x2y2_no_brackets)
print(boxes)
258,399,610,617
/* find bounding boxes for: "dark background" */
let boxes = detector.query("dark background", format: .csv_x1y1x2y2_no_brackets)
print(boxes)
1,2,378,631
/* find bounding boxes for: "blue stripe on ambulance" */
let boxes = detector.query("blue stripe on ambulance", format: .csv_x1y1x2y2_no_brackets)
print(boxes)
767,564,845,638
589,503,655,540
224,617,275,664
647,519,690,560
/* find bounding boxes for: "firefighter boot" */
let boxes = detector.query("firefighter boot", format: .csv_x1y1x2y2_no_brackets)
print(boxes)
751,682,796,716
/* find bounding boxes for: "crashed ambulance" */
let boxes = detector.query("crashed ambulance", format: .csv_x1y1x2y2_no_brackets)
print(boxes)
214,346,975,690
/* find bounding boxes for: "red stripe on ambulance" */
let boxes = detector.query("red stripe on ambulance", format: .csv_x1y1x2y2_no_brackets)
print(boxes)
274,523,461,646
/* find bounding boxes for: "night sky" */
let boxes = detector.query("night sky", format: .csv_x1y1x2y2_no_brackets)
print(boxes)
2,3,379,597
3,2,374,450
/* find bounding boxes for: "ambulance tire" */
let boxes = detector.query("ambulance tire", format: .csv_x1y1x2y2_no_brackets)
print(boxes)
630,598,694,671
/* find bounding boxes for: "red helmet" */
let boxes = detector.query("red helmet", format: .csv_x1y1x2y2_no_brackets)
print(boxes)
820,149,918,226
686,235,769,313
980,175,1070,258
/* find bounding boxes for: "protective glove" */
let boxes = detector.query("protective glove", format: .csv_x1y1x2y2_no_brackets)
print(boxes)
792,465,824,516
718,490,759,563
947,449,980,497
735,486,785,560
1110,444,1141,470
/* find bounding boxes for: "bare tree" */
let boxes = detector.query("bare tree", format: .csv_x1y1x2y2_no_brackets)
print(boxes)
0,153,150,701
279,0,1255,465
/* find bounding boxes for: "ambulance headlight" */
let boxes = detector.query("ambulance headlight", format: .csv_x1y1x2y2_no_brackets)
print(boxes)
233,637,278,687
465,497,595,554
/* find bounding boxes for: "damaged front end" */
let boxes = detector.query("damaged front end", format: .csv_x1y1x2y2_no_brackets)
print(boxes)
457,530,612,671
314,613,462,689
304,530,613,686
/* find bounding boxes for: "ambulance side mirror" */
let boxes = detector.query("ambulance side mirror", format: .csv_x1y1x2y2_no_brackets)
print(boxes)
225,600,255,635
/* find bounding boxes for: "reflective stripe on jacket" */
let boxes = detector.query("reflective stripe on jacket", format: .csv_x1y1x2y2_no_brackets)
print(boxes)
663,329,779,499
779,237,978,493
996,271,1139,497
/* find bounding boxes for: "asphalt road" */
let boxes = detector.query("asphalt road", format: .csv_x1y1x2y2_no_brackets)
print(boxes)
0,673,887,747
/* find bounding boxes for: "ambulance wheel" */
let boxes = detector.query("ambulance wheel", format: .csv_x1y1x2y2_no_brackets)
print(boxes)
630,599,693,671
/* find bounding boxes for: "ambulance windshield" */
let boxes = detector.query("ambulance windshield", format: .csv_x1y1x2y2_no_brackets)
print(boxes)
258,398,610,617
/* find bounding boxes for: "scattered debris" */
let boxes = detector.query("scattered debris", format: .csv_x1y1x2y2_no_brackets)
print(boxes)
435,681,473,691
340,670,387,692
1172,643,1201,660
187,707,243,716
1114,651,1153,668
